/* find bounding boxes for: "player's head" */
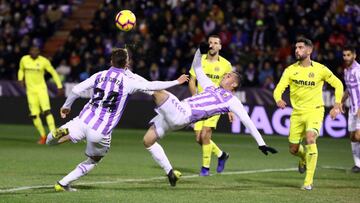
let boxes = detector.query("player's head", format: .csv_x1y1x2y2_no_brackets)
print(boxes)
295,37,313,61
342,45,356,67
29,46,40,59
111,48,129,68
220,71,241,91
208,35,222,57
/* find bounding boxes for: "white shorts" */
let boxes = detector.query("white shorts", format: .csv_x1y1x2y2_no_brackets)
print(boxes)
348,112,360,132
149,93,191,138
61,116,111,157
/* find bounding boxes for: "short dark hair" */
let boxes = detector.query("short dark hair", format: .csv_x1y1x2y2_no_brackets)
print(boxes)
208,34,221,44
296,37,313,48
111,48,128,68
343,45,356,54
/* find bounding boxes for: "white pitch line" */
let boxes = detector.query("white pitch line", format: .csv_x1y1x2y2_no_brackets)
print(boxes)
0,166,344,193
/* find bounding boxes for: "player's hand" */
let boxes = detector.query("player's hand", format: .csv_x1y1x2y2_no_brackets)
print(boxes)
18,80,25,88
276,100,287,109
60,108,70,119
357,109,360,118
258,145,278,155
330,102,343,120
228,112,235,123
199,42,210,54
177,74,189,84
57,88,64,97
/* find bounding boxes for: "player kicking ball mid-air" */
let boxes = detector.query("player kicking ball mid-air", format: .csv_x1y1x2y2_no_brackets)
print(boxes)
143,47,278,187
46,48,189,191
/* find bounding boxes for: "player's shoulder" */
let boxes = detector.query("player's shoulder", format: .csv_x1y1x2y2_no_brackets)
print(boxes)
284,62,299,72
37,55,50,62
20,55,31,61
311,60,327,69
218,55,231,65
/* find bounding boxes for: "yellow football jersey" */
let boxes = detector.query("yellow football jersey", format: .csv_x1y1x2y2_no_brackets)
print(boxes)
273,61,343,112
18,55,62,92
189,54,232,93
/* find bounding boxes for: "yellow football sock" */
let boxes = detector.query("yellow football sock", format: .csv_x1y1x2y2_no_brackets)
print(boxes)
304,144,318,186
45,113,56,132
202,144,212,168
210,140,222,157
295,144,306,162
33,115,46,137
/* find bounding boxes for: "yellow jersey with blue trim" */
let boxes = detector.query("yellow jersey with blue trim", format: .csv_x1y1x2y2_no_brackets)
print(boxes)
273,61,343,112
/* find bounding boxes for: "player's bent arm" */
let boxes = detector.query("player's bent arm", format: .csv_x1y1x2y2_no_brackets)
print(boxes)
189,76,197,95
323,67,344,103
228,97,266,146
273,68,290,103
128,78,180,93
341,90,349,104
62,72,100,109
192,49,214,89
18,57,25,82
62,91,80,109
44,58,63,89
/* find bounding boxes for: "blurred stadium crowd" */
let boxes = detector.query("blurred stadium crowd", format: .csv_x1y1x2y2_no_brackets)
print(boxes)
0,0,359,89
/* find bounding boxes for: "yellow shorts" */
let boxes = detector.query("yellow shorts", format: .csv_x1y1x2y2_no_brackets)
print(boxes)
194,114,221,131
26,90,51,115
289,108,324,144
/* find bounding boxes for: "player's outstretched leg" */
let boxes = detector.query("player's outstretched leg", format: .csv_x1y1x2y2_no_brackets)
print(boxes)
46,128,70,145
55,156,101,192
144,125,181,186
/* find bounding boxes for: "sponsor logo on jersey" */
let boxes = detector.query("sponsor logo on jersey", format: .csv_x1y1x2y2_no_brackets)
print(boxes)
205,73,220,79
308,72,315,78
292,79,315,86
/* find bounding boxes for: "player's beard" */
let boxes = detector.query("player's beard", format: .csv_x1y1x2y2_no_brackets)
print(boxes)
208,49,218,57
295,53,307,61
344,59,354,67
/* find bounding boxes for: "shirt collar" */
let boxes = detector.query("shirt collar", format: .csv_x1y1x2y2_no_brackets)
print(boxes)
109,66,125,73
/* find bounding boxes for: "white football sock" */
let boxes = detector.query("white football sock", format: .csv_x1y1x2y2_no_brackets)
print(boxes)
147,142,172,174
59,158,98,186
351,142,360,167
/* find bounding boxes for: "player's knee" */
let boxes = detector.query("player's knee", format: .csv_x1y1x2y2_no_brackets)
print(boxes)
143,127,158,147
89,156,103,163
202,127,212,136
355,131,360,142
350,132,357,142
30,115,38,120
43,109,52,116
289,145,299,155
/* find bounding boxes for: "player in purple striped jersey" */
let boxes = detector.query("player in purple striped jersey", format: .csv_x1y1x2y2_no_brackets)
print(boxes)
46,48,189,192
143,49,278,186
340,46,360,173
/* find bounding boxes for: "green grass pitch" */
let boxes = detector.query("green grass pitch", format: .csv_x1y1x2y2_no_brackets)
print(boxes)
0,124,359,203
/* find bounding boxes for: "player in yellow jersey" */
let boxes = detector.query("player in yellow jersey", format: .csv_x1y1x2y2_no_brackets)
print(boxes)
18,46,63,144
189,35,233,176
273,38,343,190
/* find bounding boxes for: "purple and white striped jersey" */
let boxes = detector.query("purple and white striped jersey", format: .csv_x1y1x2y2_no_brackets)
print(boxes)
344,61,360,114
183,86,233,123
67,67,179,135
185,49,266,146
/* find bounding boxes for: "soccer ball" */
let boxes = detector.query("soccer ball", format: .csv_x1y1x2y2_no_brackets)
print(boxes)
115,10,136,31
